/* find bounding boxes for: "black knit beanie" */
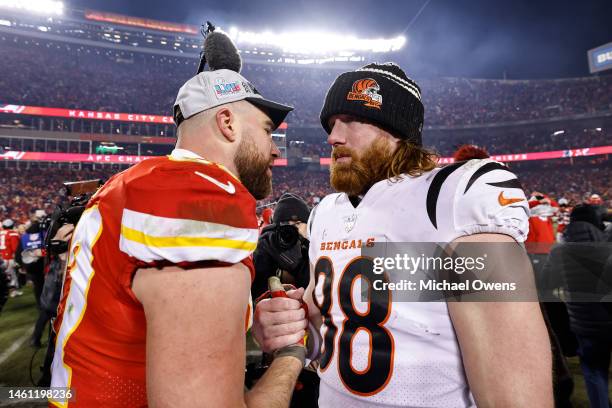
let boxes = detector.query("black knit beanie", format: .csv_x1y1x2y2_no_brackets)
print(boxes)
273,193,311,224
320,62,424,145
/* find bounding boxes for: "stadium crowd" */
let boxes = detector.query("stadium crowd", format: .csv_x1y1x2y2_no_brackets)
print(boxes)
0,167,113,223
1,158,609,224
428,128,610,156
290,128,610,159
0,18,611,408
0,126,607,160
2,36,612,129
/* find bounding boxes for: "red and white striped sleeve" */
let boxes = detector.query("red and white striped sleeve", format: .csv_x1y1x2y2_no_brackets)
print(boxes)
118,160,259,267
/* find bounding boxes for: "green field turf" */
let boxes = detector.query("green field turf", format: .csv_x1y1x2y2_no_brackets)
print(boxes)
0,286,50,388
0,285,609,407
0,286,50,407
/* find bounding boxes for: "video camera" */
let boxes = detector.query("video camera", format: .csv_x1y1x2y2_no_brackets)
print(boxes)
271,223,304,252
252,222,311,301
260,223,309,273
42,179,103,255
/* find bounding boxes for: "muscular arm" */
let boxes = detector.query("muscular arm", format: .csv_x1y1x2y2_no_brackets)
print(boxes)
133,263,303,408
447,233,553,408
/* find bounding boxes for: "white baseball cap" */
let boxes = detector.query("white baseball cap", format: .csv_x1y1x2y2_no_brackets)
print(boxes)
2,219,14,228
173,69,293,129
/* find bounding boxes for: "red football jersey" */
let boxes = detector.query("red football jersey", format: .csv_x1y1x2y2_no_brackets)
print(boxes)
526,197,558,253
0,229,20,261
526,216,556,253
50,150,258,407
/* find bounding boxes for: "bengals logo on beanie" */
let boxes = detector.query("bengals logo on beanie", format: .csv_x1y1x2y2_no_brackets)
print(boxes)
320,62,424,145
347,78,382,109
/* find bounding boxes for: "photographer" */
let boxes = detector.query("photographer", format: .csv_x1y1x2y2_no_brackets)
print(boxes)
15,209,47,311
36,223,74,385
252,193,311,300
252,193,318,408
32,180,101,348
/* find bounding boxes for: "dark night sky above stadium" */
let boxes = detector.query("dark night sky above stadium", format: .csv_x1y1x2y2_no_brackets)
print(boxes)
71,0,611,79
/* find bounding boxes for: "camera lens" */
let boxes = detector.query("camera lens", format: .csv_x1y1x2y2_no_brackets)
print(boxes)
276,224,299,250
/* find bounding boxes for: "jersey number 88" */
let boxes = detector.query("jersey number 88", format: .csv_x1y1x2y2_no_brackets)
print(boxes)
314,256,394,396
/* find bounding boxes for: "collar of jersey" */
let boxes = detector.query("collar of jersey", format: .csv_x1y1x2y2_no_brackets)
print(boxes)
169,148,240,181
339,175,406,209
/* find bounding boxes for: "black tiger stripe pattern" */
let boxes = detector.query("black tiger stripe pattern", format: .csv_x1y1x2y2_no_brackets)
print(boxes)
426,161,467,229
427,160,520,229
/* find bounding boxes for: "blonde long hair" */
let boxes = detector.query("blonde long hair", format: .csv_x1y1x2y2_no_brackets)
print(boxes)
386,139,439,179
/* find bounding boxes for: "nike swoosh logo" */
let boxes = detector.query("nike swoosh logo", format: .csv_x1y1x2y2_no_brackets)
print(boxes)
194,171,236,194
498,191,524,206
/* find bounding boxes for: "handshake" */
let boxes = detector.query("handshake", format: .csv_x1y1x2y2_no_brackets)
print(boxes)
252,277,320,366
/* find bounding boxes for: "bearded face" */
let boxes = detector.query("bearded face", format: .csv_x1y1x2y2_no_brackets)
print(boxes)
330,137,394,196
234,134,274,200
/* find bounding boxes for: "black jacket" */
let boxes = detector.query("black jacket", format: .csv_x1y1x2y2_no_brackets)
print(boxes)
545,221,612,338
252,226,310,299
40,256,65,316
252,245,310,300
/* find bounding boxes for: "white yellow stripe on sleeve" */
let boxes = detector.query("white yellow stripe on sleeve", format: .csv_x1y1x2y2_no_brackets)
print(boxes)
119,209,258,264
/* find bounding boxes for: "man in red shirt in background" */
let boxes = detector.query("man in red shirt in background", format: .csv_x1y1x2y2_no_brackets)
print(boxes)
527,191,559,251
1,219,22,297
526,192,559,285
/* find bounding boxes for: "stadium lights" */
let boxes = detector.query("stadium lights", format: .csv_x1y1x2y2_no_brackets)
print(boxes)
0,0,64,16
226,26,406,55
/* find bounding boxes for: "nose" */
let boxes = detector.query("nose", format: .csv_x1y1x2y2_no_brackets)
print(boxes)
271,140,281,159
327,118,346,146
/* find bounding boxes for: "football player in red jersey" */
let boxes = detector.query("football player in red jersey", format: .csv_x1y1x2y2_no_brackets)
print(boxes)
527,191,559,253
50,32,308,408
253,63,553,407
1,219,22,298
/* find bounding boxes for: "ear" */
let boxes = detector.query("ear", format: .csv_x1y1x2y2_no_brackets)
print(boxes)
215,107,237,142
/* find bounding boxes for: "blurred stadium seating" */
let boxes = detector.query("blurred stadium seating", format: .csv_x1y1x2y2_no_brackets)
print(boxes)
0,6,610,224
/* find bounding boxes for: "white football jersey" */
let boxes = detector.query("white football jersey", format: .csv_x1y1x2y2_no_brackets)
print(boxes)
308,159,529,408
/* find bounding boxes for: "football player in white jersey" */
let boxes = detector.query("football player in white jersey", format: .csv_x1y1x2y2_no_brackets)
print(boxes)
253,62,553,407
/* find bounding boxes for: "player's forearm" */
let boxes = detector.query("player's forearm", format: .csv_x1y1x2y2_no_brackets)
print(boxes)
244,356,302,408
471,349,553,408
453,302,553,408
504,321,553,407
